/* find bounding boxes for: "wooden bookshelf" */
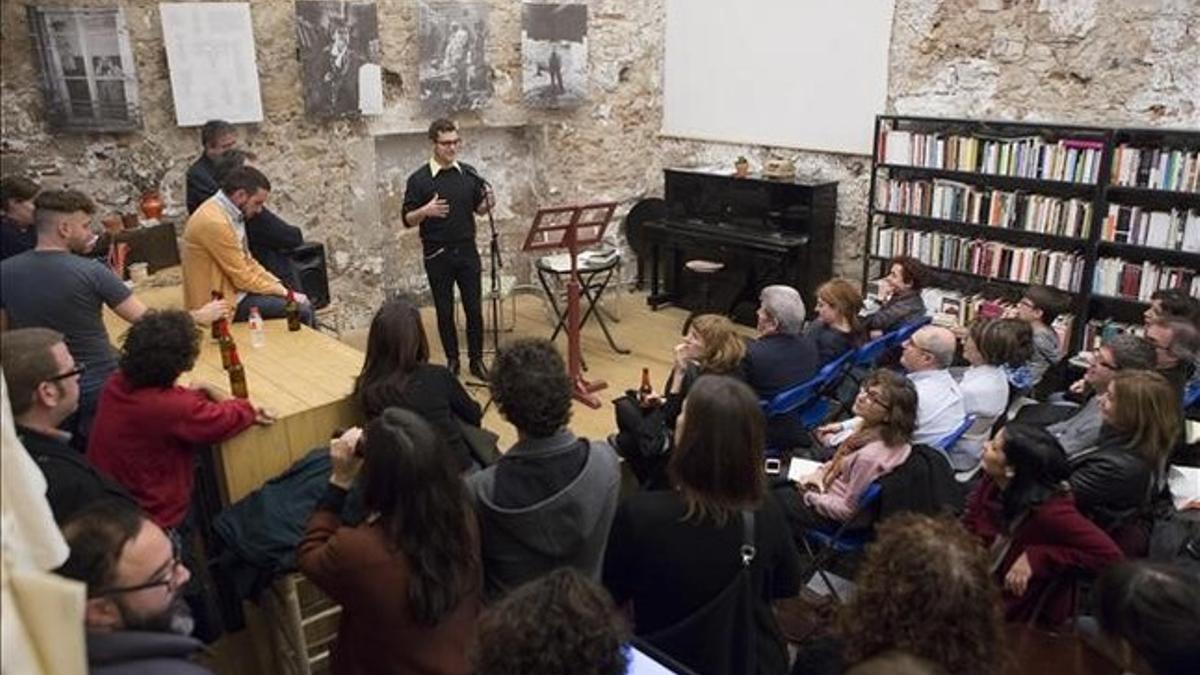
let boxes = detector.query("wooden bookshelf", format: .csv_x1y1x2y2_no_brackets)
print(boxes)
866,115,1200,353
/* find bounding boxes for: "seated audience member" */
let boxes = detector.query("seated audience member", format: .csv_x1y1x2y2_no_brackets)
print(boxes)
1144,288,1200,327
862,255,927,337
57,500,212,674
1144,317,1199,392
806,515,1003,675
0,190,224,448
955,318,1033,469
181,165,313,326
467,339,620,596
1,328,133,523
778,369,917,535
963,423,1123,625
1071,371,1180,549
0,175,39,260
612,313,744,486
198,141,305,285
741,285,819,452
353,295,483,472
604,375,800,675
298,410,481,675
88,310,271,531
475,568,629,675
902,325,967,447
805,277,864,365
1013,285,1070,388
1018,333,1157,457
1095,562,1200,675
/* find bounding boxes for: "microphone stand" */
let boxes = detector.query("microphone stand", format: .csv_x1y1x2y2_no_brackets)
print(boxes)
465,169,502,408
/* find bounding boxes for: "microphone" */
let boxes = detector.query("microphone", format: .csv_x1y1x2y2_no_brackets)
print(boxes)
461,162,488,186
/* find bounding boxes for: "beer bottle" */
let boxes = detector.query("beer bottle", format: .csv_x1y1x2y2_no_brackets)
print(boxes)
285,289,302,332
210,290,226,341
227,346,249,399
638,367,653,406
218,321,235,370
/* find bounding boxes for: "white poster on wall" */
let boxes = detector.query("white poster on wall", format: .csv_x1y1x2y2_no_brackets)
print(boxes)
160,2,263,126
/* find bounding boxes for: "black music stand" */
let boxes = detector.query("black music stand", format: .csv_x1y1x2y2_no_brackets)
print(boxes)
522,202,618,408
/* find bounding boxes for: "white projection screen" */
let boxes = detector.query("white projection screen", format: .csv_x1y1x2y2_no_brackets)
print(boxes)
663,0,895,156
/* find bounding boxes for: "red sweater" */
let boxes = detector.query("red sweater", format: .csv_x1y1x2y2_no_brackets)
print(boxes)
962,477,1123,625
88,372,257,528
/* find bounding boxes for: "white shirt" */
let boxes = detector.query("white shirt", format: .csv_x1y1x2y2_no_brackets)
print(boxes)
213,190,248,304
907,369,967,449
954,364,1010,470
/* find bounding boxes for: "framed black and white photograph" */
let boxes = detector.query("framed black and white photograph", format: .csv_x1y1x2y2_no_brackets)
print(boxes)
27,5,141,132
521,2,587,108
296,0,383,118
418,2,492,113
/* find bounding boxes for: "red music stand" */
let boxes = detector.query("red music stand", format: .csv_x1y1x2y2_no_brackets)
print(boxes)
522,202,618,408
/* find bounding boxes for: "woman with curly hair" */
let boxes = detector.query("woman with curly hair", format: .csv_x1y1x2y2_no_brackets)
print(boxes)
611,313,746,487
604,375,801,675
354,294,484,471
88,309,272,530
299,409,482,675
474,568,629,675
962,423,1122,625
814,514,1004,675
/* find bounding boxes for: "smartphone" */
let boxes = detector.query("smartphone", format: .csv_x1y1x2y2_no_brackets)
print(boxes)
764,458,782,475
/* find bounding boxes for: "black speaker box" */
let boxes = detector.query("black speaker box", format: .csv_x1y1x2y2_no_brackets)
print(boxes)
289,242,330,309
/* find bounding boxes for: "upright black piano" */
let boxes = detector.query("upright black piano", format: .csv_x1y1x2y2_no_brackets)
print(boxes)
643,168,837,325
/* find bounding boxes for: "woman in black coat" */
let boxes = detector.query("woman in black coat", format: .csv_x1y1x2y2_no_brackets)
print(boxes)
354,295,485,472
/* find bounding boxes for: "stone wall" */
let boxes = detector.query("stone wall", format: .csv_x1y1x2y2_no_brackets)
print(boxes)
2,0,1195,328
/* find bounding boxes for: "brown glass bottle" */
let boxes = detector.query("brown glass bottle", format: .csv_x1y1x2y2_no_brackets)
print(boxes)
285,289,301,332
218,322,235,370
227,347,249,399
638,367,653,405
210,290,226,340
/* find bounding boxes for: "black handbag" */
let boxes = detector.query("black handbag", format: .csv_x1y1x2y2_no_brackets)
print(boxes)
644,511,789,675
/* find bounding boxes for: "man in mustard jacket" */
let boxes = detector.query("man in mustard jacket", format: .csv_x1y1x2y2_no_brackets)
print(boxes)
182,166,313,326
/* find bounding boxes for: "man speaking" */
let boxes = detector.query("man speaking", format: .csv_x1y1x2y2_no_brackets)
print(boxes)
402,118,494,380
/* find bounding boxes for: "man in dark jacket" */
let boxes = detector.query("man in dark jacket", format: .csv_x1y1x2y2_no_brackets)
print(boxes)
741,284,819,453
58,500,213,674
1,327,134,523
466,339,620,597
185,120,303,285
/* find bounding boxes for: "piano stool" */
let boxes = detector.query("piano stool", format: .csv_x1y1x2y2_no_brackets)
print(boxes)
681,258,727,335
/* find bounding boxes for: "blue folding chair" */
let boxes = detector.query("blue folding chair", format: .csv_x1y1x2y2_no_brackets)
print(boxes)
763,349,857,452
801,482,883,602
886,315,933,348
1185,380,1200,409
932,415,975,453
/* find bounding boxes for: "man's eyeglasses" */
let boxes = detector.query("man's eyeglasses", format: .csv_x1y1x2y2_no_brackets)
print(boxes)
90,540,184,598
1092,357,1120,371
435,139,461,147
903,339,934,357
45,364,85,382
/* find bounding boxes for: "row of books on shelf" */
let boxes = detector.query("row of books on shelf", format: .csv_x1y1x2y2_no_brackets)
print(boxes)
923,286,1074,346
1082,319,1142,352
1100,204,1200,252
1111,144,1200,193
877,128,1103,184
872,228,1086,292
1091,257,1200,302
875,177,1093,238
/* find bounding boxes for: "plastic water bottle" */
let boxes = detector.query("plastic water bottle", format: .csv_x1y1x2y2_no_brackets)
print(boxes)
248,307,266,348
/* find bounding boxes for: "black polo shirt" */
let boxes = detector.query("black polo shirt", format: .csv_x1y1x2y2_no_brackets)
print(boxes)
401,160,485,251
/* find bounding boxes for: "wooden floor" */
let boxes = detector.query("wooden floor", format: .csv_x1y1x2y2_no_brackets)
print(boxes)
342,288,756,451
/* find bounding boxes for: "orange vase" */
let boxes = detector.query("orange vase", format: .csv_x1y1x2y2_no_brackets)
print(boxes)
139,191,164,220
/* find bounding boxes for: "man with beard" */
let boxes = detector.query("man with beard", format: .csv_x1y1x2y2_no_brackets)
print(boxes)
182,165,313,325
57,500,211,674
